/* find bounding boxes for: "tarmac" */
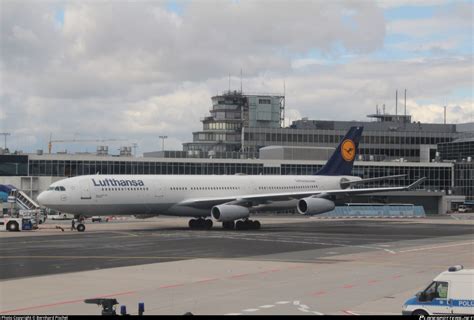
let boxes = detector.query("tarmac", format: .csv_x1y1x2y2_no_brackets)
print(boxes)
0,215,473,315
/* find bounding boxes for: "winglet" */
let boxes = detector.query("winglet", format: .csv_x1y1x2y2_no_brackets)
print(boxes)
407,177,427,190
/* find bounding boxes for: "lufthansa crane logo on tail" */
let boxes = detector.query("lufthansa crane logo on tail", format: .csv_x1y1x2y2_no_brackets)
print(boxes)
341,139,356,162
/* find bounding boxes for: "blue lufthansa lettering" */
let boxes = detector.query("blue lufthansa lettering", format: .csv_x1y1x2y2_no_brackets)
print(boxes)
91,178,145,187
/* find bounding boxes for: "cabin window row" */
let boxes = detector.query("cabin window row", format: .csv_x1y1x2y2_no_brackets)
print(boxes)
101,187,149,191
170,186,241,191
258,185,317,190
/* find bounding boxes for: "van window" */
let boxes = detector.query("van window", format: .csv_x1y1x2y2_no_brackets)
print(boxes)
422,281,448,301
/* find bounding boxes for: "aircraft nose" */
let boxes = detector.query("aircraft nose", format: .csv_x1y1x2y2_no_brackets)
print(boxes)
37,191,48,205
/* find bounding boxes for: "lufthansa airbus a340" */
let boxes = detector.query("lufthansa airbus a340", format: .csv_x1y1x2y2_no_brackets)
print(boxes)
37,127,426,232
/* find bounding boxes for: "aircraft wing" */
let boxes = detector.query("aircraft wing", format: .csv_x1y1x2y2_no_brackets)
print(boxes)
178,177,427,209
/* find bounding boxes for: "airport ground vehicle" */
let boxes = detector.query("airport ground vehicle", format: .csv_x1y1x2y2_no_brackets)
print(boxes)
48,212,72,220
402,265,474,315
457,205,470,213
0,217,33,231
91,216,109,222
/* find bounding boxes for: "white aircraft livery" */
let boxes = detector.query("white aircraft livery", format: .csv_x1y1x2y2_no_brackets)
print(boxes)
37,127,426,231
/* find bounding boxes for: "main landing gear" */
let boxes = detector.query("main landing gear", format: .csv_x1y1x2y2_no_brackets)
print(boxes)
188,218,213,230
223,219,261,230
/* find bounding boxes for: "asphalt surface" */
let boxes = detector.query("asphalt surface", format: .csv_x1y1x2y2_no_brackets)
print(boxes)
1,219,473,280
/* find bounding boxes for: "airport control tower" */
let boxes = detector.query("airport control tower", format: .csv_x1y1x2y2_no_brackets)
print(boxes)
183,90,285,157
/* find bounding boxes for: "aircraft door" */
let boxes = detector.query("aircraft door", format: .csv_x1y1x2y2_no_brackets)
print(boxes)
81,180,92,200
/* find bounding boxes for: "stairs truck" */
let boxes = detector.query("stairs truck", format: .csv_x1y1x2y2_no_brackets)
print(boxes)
0,217,33,231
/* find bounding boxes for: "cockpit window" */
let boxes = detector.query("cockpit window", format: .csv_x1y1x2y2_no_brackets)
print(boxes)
52,186,66,191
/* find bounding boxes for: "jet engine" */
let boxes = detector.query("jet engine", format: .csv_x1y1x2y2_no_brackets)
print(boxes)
297,197,335,215
211,205,249,222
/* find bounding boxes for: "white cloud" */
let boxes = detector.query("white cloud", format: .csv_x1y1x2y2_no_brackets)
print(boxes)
0,0,472,155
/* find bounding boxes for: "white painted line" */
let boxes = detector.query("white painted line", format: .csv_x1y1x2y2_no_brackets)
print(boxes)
225,313,242,316
384,248,396,254
243,308,259,312
259,305,274,309
398,241,474,253
293,300,300,305
276,301,290,305
312,311,325,315
299,304,309,309
299,308,310,313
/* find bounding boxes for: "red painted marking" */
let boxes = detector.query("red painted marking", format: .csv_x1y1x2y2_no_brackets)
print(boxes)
194,278,218,284
269,269,281,272
343,284,355,289
288,265,305,270
368,279,380,284
343,310,359,315
229,273,250,279
0,290,137,314
311,290,327,296
159,283,184,289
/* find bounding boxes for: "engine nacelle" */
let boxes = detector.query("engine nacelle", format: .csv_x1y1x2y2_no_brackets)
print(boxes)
211,205,249,222
297,197,335,215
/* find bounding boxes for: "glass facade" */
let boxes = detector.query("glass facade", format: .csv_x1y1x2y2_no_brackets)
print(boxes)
20,156,455,195
438,139,474,161
243,127,456,162
0,155,28,176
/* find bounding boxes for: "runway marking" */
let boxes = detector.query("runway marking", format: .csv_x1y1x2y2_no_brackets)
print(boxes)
343,284,355,289
159,283,184,289
225,313,242,315
397,241,474,253
343,310,360,315
194,278,218,284
229,273,251,279
235,300,324,315
0,290,137,314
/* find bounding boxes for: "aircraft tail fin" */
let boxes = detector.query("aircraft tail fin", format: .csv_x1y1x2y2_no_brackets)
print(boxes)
315,126,363,176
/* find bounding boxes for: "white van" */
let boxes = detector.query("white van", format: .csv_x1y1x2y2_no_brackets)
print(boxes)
402,265,474,315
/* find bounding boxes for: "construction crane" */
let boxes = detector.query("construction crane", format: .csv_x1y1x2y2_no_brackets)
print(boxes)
48,135,129,154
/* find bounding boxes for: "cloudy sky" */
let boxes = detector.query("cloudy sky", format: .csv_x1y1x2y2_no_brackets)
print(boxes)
1,0,473,155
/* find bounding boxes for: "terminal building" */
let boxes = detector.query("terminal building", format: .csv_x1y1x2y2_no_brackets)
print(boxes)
0,90,472,214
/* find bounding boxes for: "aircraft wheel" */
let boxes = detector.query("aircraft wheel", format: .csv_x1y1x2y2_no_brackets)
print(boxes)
222,221,235,230
252,220,261,230
236,220,247,230
204,219,213,230
77,224,86,232
189,219,197,229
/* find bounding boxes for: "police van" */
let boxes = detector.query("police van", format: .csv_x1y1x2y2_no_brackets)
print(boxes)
402,265,474,315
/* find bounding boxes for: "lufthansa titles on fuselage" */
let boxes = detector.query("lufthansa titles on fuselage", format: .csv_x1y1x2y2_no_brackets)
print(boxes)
92,178,145,187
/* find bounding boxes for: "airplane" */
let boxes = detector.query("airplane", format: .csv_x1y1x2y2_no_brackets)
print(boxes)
37,127,426,232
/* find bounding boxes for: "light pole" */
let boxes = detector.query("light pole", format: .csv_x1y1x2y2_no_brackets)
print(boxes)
159,136,168,151
0,132,11,149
